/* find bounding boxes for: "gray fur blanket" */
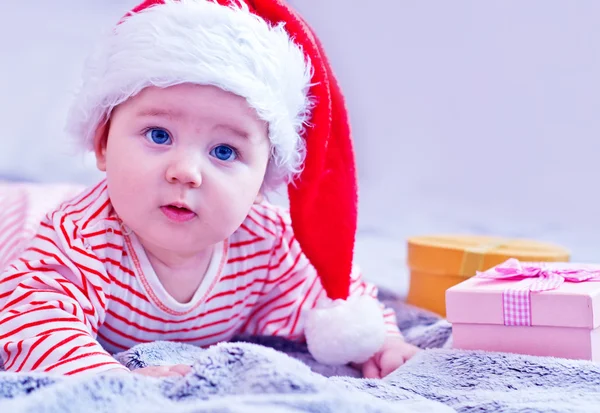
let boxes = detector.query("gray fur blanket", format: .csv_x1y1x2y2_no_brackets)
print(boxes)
1,298,600,413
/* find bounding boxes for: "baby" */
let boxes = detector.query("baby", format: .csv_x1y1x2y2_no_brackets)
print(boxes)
0,0,418,378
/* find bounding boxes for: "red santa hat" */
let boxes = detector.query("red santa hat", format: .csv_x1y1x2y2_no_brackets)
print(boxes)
66,0,386,365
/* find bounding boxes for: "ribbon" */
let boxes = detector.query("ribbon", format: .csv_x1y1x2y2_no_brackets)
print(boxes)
475,258,600,326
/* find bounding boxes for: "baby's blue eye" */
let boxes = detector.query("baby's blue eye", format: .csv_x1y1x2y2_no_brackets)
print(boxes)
210,145,237,162
145,128,171,145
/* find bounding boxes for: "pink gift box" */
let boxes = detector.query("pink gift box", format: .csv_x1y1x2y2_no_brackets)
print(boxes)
445,259,600,361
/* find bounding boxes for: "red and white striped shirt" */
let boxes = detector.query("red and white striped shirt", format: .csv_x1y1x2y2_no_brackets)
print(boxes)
0,180,400,375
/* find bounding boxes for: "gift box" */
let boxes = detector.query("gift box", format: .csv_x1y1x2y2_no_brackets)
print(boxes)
446,258,600,361
406,235,569,316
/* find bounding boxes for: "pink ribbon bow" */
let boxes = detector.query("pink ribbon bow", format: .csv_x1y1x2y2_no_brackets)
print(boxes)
475,258,600,326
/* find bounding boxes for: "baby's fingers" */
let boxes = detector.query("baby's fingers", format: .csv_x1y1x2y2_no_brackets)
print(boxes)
169,364,193,375
361,358,381,379
133,365,188,377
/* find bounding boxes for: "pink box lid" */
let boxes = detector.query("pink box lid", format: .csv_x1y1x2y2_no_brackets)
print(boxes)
446,265,600,329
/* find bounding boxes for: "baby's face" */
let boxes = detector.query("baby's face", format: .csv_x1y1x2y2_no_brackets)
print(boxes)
95,84,270,255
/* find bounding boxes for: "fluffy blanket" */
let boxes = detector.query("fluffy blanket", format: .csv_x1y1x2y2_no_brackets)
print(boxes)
1,298,600,413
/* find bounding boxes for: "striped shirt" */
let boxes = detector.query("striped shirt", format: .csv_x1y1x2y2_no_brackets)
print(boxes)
0,180,400,375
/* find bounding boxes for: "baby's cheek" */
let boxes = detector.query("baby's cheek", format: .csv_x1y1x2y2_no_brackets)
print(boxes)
105,164,150,228
218,184,259,230
108,149,158,195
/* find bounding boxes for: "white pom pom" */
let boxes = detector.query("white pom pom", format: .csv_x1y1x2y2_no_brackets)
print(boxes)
305,295,386,365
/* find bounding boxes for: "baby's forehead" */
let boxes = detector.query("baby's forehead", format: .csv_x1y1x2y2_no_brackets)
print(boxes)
115,84,268,135
121,84,246,111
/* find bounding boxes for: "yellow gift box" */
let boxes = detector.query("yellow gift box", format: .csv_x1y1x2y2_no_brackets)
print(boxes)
405,235,570,316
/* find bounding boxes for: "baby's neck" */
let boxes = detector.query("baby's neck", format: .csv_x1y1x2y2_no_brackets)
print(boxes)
144,244,212,270
141,241,215,304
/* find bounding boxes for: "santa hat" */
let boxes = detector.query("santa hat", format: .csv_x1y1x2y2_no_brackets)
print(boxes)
66,0,386,365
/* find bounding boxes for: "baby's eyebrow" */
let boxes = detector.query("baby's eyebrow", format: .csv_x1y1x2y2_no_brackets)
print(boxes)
135,107,184,119
215,124,250,140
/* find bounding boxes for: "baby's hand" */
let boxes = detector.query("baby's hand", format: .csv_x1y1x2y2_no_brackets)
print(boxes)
359,336,420,379
132,364,192,378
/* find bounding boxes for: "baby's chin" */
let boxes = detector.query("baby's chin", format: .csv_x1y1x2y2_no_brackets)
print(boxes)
141,224,226,254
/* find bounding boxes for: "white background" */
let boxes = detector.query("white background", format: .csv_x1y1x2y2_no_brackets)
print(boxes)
1,1,598,296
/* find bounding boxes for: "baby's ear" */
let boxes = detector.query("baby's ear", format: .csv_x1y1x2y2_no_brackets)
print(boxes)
93,119,110,172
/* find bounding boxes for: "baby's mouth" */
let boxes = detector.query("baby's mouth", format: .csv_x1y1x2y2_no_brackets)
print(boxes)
167,204,191,212
160,204,197,222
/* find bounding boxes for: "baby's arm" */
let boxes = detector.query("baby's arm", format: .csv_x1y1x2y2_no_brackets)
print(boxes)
0,212,127,375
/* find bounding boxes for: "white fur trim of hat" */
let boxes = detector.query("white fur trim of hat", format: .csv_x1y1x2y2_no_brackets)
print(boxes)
66,0,313,188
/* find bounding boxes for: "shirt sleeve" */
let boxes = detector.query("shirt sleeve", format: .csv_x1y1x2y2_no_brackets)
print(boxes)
0,210,127,375
239,206,402,339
